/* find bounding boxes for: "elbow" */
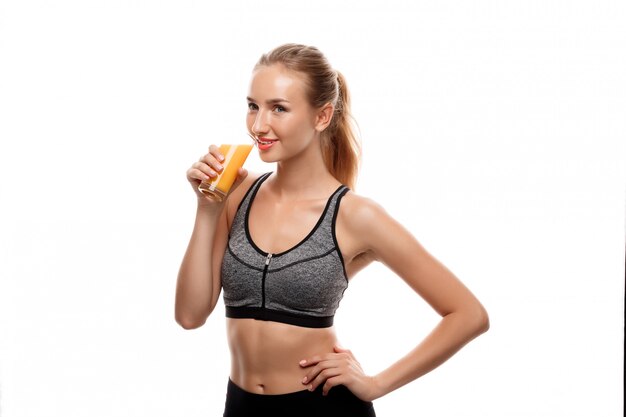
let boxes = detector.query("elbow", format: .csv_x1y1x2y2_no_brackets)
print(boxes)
175,310,208,330
472,303,490,336
175,297,216,330
453,302,489,338
176,317,206,330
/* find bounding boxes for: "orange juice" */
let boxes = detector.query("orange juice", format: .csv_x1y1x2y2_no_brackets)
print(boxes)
198,144,253,202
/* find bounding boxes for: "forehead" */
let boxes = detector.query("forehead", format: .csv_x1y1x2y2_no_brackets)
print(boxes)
248,64,308,102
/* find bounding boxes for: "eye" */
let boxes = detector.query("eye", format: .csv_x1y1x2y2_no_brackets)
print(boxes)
273,105,287,113
247,102,258,111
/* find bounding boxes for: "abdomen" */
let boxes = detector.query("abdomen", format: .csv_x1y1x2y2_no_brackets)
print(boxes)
226,318,338,394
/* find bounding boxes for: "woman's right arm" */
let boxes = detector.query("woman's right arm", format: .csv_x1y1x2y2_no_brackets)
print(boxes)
174,145,247,329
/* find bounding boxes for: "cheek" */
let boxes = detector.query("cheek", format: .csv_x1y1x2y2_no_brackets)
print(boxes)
246,114,258,134
283,115,314,137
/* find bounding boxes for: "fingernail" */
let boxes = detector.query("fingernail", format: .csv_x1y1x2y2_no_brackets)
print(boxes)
219,155,225,162
302,377,307,383
308,385,313,391
299,360,306,366
215,164,223,172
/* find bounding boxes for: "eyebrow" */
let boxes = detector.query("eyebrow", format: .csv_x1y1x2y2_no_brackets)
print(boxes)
246,96,290,104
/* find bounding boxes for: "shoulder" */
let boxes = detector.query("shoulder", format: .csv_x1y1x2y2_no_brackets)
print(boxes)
335,190,403,264
338,190,389,229
337,190,423,266
337,190,396,249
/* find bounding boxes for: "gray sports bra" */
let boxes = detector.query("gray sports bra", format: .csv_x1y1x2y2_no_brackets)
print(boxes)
221,172,350,328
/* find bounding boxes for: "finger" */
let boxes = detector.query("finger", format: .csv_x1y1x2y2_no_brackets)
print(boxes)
308,367,343,392
322,375,345,396
208,145,225,163
191,161,220,178
300,352,340,368
232,168,248,186
333,345,351,355
186,167,211,183
302,359,342,385
199,153,224,173
299,356,322,368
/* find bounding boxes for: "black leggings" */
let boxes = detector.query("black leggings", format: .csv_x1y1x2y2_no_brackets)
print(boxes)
223,379,376,417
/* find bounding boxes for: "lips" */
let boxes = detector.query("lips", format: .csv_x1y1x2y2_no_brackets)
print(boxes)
254,137,279,151
256,137,278,146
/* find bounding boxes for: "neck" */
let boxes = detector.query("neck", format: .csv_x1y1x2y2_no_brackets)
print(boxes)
269,142,338,200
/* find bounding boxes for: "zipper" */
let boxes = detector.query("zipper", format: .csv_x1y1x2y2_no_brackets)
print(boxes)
261,253,273,308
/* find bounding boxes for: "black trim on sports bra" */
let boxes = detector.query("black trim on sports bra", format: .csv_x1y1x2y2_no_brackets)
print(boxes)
332,187,350,283
236,172,272,214
225,306,334,328
244,173,345,257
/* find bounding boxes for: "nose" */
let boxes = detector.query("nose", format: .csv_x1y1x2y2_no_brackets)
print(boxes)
251,109,270,135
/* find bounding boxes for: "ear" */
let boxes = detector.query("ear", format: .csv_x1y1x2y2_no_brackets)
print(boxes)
314,102,334,132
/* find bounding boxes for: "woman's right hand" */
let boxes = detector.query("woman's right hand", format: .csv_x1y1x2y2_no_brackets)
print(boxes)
186,145,248,205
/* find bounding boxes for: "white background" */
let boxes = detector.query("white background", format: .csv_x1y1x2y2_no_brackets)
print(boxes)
0,1,624,416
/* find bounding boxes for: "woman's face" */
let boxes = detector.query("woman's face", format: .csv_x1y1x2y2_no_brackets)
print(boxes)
246,64,320,163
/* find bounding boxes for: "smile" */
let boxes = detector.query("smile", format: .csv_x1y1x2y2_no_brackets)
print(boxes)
256,137,278,145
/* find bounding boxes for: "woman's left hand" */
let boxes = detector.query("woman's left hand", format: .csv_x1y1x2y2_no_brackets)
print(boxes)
299,345,380,401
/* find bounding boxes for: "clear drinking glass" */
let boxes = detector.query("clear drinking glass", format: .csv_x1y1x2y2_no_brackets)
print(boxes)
198,144,254,202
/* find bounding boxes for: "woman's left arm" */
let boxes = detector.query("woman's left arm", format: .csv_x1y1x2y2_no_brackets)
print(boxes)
300,195,490,400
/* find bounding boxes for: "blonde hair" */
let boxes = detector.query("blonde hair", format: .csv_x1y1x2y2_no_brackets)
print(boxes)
255,44,361,189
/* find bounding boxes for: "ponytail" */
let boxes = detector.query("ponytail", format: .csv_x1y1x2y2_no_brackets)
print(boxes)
321,71,361,190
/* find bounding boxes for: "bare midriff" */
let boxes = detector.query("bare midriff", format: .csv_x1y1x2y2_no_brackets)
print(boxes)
226,318,338,394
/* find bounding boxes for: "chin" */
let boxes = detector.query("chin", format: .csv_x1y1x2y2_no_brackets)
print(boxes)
257,151,280,164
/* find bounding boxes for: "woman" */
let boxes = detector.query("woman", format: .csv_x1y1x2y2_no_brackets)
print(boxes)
176,43,489,417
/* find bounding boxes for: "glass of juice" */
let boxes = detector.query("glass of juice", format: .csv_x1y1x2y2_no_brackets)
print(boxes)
198,144,253,202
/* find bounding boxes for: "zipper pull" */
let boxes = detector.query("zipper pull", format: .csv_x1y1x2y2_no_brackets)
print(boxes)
265,253,273,265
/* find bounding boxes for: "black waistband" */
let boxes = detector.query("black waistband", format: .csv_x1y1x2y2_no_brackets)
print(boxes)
224,378,376,416
225,306,334,328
